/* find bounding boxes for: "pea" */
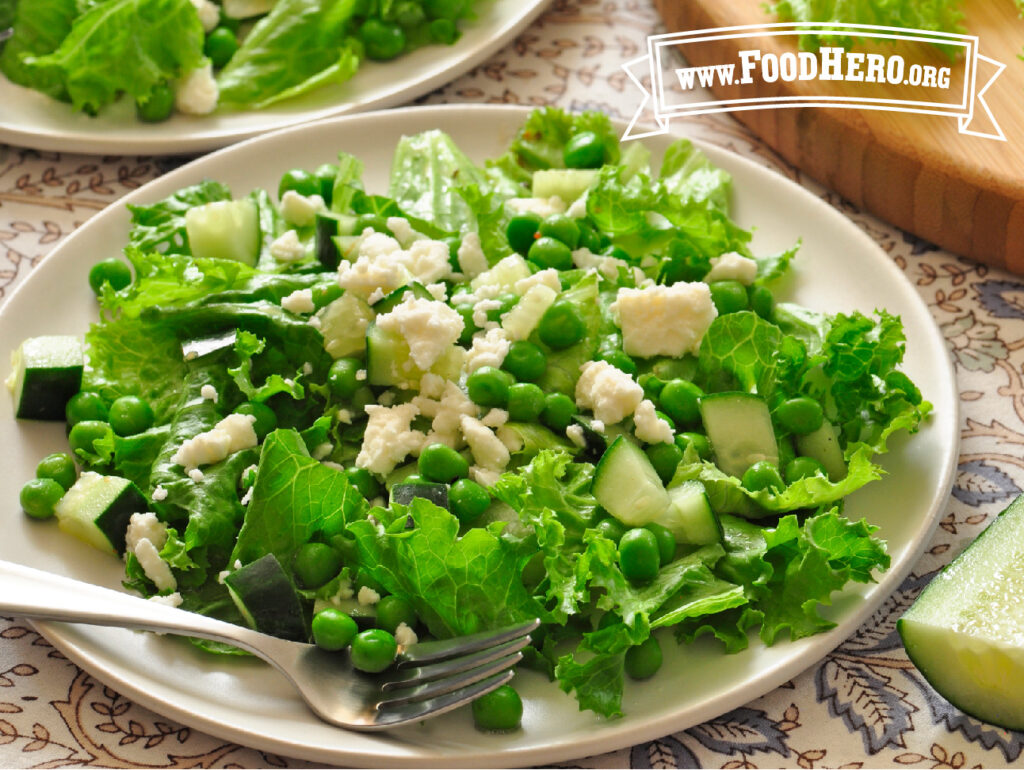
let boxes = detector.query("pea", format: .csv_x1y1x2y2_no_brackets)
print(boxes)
577,220,605,252
428,17,458,43
349,628,398,673
563,131,606,169
314,163,339,205
538,214,580,249
784,455,826,484
425,0,465,19
502,340,546,382
68,420,113,460
312,283,343,309
489,292,519,322
376,595,417,634
538,301,585,349
466,366,514,408
20,478,64,520
645,442,683,486
658,379,703,427
345,466,382,500
204,26,238,68
749,284,774,320
360,19,406,60
418,443,469,483
640,374,666,401
540,392,576,433
709,280,749,315
328,357,363,400
645,523,676,564
294,542,343,589
135,83,175,123
278,168,320,199
594,517,626,544
36,452,76,491
471,684,523,731
599,349,637,375
506,383,545,422
741,460,785,493
774,396,824,435
87,258,132,296
624,636,663,680
65,391,108,427
312,608,358,652
108,395,154,436
506,213,542,255
527,236,573,271
393,0,426,26
234,401,277,441
618,527,661,583
676,431,711,460
449,478,490,523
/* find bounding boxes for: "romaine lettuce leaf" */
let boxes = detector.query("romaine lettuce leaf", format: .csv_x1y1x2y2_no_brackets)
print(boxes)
0,0,77,98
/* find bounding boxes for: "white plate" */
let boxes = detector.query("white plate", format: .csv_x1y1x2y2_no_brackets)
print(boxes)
0,105,959,768
0,1,549,155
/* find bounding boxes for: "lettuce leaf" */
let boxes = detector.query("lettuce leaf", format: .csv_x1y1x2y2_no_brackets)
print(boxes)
127,181,233,256
0,0,77,98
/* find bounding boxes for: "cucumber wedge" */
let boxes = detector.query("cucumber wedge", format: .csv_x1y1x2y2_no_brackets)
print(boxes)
662,481,722,545
699,392,778,479
7,335,83,420
224,553,307,642
592,436,670,526
898,494,1024,729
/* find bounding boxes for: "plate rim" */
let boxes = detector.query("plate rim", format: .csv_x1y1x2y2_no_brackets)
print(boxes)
4,103,960,767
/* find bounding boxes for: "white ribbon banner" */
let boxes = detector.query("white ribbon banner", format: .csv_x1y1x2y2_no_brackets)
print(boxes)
623,22,1006,142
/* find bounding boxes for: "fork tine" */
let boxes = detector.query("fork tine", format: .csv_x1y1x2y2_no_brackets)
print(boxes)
372,670,514,728
376,651,522,712
397,618,540,665
381,636,530,691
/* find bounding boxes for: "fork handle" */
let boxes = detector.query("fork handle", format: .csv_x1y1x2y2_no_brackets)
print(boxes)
0,559,269,657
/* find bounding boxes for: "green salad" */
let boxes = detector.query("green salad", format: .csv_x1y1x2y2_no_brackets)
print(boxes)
10,107,931,726
0,0,479,121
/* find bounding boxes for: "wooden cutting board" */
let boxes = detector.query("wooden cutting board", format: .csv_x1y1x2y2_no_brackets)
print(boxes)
654,0,1024,273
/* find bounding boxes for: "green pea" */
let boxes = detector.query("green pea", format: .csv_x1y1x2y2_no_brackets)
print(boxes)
563,131,606,169
624,636,663,680
741,460,785,493
449,478,490,523
506,213,542,255
618,528,661,583
428,17,458,43
294,542,343,589
471,684,523,731
506,383,545,422
360,19,406,60
88,258,132,296
784,455,826,484
68,420,113,460
488,292,519,322
594,517,626,544
418,443,469,483
204,26,238,68
36,452,76,491
349,628,398,673
234,401,277,441
312,283,343,309
393,0,426,26
346,466,382,500
774,396,824,435
502,340,546,382
540,392,576,433
527,236,573,271
538,214,580,249
577,220,605,252
278,168,319,199
644,523,676,564
328,357,363,400
425,0,465,19
709,280,750,315
312,608,358,652
658,379,703,426
20,478,64,520
749,284,774,320
639,374,666,401
108,395,154,436
376,595,417,634
135,83,175,123
466,366,514,408
599,349,637,375
645,442,683,486
538,301,585,349
65,391,108,427
676,431,711,460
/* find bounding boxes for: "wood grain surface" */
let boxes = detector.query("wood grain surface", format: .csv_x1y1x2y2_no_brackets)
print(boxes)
655,0,1024,272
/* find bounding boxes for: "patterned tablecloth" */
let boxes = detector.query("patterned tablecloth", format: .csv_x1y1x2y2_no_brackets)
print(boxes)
0,1,1020,767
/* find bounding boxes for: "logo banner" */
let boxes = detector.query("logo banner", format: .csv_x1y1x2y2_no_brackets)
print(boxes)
623,23,1006,142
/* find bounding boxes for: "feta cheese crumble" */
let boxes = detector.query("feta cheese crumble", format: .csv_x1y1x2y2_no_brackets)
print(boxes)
175,61,219,115
705,252,758,285
269,230,307,262
465,327,511,374
200,384,218,403
394,622,419,647
125,512,167,554
279,190,325,228
356,403,426,475
575,360,644,425
460,415,510,471
633,399,674,445
376,296,464,371
281,288,315,314
190,0,220,31
357,586,381,606
611,282,718,358
171,413,259,470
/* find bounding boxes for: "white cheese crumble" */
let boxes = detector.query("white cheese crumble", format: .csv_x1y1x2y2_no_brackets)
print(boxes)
356,403,426,475
376,296,464,371
337,231,453,299
269,230,307,262
394,621,419,647
281,288,315,314
633,399,674,445
240,487,253,506
386,216,420,246
472,298,502,329
457,231,489,278
190,0,220,31
357,586,381,606
460,415,511,471
356,369,367,381
514,268,562,296
481,408,509,429
174,61,219,115
134,538,176,592
151,486,168,502
125,512,167,554
200,384,218,403
465,327,510,374
149,592,183,608
469,465,501,487
705,252,758,285
566,424,586,448
307,315,322,330
189,468,205,482
279,190,326,228
575,360,644,425
507,196,566,219
312,442,333,461
171,413,259,470
415,380,477,448
611,282,718,358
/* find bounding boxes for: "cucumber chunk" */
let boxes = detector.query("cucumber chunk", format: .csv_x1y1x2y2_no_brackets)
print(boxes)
7,335,83,420
531,169,599,202
372,283,434,316
796,421,847,480
365,321,463,389
662,480,722,545
184,199,260,264
699,392,779,479
592,436,670,526
899,494,1024,730
314,211,356,270
224,553,307,642
317,292,374,360
391,482,449,509
54,472,148,556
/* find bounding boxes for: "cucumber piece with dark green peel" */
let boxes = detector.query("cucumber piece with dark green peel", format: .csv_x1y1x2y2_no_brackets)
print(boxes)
898,494,1024,730
7,335,84,420
592,436,670,526
391,482,448,510
224,553,307,642
54,472,148,556
314,211,356,270
371,283,434,316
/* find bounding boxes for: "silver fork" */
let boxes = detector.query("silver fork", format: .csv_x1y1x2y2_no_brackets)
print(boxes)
0,559,539,730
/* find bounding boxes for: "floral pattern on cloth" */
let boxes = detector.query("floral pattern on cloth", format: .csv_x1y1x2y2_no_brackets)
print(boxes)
2,0,1024,767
